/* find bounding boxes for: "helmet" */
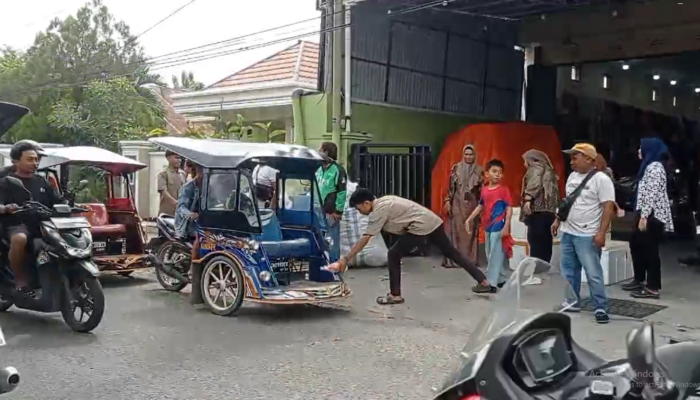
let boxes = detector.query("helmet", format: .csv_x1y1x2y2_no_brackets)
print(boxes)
10,139,46,161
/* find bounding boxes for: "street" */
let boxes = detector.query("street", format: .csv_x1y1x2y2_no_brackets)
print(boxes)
2,250,700,399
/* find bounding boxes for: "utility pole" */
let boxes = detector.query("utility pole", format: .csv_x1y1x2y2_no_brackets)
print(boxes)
331,0,344,163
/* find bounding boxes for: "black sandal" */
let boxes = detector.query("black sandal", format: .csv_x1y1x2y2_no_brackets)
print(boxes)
621,280,644,291
376,294,405,305
472,283,497,294
630,287,660,299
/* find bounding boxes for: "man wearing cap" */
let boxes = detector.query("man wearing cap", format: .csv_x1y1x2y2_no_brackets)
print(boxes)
552,143,615,324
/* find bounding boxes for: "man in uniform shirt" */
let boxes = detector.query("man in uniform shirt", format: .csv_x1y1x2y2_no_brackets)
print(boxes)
157,151,186,216
325,188,491,304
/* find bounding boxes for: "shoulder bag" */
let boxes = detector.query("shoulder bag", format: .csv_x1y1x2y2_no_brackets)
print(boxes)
556,170,598,222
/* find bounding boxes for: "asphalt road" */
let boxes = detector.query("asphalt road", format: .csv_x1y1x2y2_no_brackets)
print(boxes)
0,268,467,400
2,251,699,400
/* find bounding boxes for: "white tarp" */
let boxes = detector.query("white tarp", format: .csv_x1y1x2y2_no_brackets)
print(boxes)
339,181,388,267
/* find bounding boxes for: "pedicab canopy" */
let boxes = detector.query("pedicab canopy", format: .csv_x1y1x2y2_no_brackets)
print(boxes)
39,146,147,175
148,137,326,174
431,122,567,243
0,102,29,137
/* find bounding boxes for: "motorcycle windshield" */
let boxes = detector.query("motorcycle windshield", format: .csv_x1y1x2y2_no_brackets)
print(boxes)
437,257,576,394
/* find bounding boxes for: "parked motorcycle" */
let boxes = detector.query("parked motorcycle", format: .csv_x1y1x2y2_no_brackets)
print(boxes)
0,325,19,395
0,177,105,333
147,214,192,292
433,258,700,400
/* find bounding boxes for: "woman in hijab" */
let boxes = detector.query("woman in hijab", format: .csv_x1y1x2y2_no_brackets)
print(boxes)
443,145,483,267
623,137,673,299
521,150,560,262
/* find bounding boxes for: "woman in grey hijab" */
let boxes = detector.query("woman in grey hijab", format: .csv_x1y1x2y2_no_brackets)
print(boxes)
521,149,560,263
443,144,483,268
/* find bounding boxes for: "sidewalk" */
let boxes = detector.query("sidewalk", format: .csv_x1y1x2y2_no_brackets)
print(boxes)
335,241,700,360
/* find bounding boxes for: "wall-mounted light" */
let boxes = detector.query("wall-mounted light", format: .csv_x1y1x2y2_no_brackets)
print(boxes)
673,96,677,106
602,75,610,89
622,64,630,70
652,89,657,102
571,65,581,82
671,80,677,85
654,75,660,80
695,88,700,93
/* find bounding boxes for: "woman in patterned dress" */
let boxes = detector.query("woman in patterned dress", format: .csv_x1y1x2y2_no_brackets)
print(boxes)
622,137,674,299
443,145,483,268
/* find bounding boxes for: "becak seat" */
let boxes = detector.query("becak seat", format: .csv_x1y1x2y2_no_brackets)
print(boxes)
79,204,127,235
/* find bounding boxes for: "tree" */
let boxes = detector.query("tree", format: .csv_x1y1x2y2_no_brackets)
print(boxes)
47,77,164,150
171,70,205,91
0,0,165,144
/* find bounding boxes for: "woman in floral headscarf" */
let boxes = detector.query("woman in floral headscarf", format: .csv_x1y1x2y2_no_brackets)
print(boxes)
443,144,483,268
521,149,560,263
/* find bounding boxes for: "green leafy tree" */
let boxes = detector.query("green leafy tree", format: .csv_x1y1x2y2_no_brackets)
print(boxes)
252,121,286,142
0,0,165,144
171,70,205,91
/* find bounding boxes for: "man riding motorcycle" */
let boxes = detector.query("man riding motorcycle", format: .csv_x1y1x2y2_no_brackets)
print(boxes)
0,140,46,178
0,141,62,297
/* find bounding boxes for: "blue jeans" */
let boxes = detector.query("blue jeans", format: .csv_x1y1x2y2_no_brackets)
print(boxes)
485,231,507,286
329,218,341,262
560,233,609,312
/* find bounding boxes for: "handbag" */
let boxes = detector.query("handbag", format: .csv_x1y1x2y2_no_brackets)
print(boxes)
556,170,598,222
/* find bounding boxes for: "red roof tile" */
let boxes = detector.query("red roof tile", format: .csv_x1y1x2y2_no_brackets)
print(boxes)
209,40,319,89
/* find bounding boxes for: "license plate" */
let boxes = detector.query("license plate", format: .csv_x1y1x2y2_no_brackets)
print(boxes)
94,242,106,249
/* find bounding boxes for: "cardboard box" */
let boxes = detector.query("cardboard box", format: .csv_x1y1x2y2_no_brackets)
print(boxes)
581,240,634,286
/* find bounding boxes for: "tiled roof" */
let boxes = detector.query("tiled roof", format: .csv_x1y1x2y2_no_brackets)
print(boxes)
209,40,319,89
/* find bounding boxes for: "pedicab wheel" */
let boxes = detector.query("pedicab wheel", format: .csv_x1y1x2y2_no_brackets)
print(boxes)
201,256,244,316
60,275,105,333
155,242,190,292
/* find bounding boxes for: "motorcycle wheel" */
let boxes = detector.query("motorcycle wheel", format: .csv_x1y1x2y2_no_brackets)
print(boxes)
60,274,105,333
155,242,190,292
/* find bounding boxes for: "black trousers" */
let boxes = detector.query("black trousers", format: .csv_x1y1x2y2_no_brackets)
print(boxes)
387,224,486,296
630,213,664,290
526,212,556,263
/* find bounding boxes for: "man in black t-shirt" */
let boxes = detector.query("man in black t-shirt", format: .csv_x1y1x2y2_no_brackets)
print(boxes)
0,140,46,179
0,142,61,296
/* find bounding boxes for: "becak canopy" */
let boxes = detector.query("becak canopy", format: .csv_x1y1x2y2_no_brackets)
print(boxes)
431,122,567,242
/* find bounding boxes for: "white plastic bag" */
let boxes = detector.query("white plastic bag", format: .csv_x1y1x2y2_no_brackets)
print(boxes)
339,181,388,267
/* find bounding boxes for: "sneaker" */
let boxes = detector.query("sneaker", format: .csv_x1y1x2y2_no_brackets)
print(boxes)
559,301,580,313
595,310,610,324
630,288,660,299
621,280,644,292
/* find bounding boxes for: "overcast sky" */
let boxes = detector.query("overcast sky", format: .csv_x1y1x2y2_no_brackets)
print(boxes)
1,0,321,85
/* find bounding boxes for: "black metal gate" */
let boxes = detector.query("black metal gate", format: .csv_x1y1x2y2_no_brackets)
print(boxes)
349,143,432,255
349,143,432,207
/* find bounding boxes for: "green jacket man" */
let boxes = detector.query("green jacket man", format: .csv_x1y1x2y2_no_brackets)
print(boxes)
316,142,347,261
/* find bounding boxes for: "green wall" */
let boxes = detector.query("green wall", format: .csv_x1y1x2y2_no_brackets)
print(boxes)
298,93,485,161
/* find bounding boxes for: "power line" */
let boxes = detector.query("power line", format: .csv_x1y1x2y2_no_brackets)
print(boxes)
0,0,449,98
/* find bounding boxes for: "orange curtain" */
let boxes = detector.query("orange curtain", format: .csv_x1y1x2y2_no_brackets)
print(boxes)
431,122,566,243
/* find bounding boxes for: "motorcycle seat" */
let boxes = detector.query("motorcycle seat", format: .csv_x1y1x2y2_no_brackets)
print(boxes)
261,238,311,259
157,215,176,234
92,224,127,235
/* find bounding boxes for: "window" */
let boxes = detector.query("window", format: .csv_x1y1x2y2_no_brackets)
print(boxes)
652,89,657,102
602,74,610,89
207,171,239,210
570,65,581,82
205,170,259,228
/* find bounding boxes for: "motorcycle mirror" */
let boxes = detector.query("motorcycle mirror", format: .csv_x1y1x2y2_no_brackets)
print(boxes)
78,179,89,189
626,321,657,387
53,204,71,214
5,177,32,199
515,257,551,284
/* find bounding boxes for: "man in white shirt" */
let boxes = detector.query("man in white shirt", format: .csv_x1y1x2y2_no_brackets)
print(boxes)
552,143,615,324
